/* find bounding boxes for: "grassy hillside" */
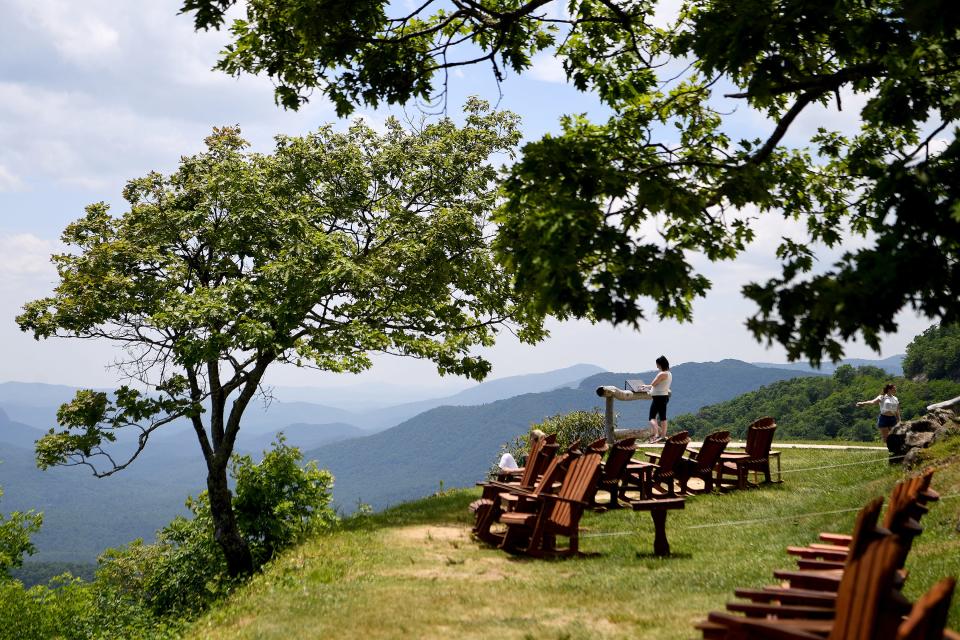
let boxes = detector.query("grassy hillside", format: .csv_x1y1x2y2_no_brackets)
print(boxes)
185,445,960,639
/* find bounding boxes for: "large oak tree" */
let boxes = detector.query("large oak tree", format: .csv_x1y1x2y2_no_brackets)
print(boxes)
181,0,960,363
17,100,544,576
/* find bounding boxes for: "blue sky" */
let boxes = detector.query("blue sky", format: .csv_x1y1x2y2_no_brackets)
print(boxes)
0,0,932,390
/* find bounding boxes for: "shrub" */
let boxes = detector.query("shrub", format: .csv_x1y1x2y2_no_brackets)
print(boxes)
501,410,607,466
95,436,338,618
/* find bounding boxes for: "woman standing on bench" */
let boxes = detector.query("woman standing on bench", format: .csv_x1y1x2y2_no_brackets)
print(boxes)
646,356,672,444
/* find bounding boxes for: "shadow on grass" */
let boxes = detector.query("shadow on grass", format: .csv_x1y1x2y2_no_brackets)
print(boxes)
635,551,694,560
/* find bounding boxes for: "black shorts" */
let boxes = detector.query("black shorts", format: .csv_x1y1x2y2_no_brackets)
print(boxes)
649,395,669,422
877,414,898,428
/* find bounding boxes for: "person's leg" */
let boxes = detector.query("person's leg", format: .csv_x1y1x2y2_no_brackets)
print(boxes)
648,400,661,442
660,419,669,439
879,427,890,442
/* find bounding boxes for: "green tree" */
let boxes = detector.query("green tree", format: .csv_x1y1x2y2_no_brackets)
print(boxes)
0,486,42,578
903,323,960,381
96,437,335,616
17,100,544,577
181,0,960,363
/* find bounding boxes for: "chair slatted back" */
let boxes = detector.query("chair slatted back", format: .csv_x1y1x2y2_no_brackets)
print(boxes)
831,534,904,640
896,577,956,640
917,468,939,503
693,430,730,473
531,452,571,497
517,435,552,488
602,438,637,482
586,437,608,454
847,497,886,560
523,442,559,489
883,477,924,536
656,431,691,474
547,451,602,531
744,419,777,459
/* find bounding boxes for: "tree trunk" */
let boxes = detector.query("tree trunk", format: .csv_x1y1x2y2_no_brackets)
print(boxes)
206,461,253,577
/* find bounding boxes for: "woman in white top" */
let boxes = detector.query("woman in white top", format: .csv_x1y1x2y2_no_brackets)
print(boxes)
646,355,672,443
856,383,900,442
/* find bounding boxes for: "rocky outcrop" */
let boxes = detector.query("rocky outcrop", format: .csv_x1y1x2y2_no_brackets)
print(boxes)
886,408,960,466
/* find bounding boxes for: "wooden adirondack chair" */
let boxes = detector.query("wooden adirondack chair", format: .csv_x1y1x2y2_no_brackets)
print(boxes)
498,450,603,557
718,417,777,490
473,451,573,545
592,437,637,509
493,433,558,482
471,438,560,541
896,577,956,640
643,430,690,497
817,468,938,549
731,497,885,612
781,474,930,584
703,562,956,640
471,435,557,511
699,534,907,640
676,430,730,494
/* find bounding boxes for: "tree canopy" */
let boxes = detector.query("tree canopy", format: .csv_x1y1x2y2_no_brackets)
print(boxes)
904,323,960,381
0,487,41,578
17,99,543,575
182,0,960,364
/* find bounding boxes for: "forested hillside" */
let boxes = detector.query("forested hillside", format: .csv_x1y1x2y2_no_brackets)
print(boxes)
673,365,960,440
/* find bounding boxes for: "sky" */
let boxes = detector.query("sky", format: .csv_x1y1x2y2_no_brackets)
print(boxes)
0,0,934,392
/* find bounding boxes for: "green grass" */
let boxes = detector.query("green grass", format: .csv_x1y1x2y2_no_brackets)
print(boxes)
186,448,960,639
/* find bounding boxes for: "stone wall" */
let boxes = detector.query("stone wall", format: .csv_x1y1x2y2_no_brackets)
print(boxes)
886,407,960,466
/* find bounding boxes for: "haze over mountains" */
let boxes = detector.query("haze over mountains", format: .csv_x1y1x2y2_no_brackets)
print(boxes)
0,357,900,566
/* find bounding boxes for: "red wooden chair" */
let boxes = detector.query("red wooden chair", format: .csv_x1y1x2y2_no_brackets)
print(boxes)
718,417,777,490
592,437,637,509
643,430,691,497
676,430,730,494
699,534,907,640
497,450,603,557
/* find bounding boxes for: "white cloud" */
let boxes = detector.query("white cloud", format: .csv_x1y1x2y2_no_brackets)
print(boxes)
529,53,567,84
0,233,57,279
12,0,120,66
0,164,23,192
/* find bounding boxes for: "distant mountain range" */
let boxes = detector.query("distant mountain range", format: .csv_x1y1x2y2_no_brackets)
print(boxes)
751,354,904,376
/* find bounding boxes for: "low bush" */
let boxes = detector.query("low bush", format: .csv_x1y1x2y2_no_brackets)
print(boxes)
499,409,606,467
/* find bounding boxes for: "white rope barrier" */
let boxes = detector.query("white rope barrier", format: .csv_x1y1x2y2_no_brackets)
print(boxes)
579,493,960,538
778,455,904,474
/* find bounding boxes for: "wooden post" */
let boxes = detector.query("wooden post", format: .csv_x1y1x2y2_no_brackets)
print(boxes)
605,395,615,443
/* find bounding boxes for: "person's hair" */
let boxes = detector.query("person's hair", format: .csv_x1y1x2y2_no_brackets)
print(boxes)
656,355,670,371
882,383,896,395
530,429,546,442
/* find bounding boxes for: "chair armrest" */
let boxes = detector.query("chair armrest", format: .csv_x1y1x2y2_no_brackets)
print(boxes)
734,587,837,607
537,493,590,507
726,601,835,619
706,613,825,640
720,452,750,460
